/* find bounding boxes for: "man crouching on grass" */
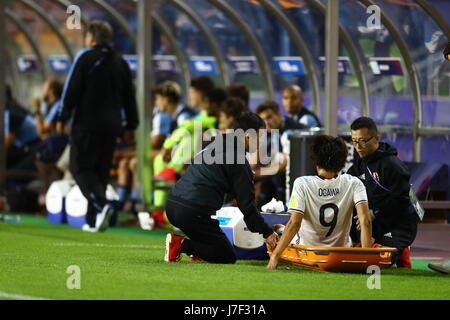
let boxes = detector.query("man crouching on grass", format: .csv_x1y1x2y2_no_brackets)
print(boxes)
164,111,279,264
267,135,372,270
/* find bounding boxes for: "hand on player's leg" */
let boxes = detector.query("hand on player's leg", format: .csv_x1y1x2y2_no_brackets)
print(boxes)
265,232,279,250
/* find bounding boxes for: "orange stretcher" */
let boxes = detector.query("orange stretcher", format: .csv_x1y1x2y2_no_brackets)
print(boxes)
267,244,398,273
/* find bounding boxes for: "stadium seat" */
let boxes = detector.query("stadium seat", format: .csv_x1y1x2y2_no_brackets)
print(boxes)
267,244,397,273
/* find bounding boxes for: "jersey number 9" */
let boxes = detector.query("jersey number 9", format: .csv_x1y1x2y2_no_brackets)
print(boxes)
319,203,339,237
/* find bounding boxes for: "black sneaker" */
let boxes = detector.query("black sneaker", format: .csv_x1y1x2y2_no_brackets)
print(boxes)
95,204,115,232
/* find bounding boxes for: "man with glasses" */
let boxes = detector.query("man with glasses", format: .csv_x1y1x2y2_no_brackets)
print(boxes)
348,117,417,268
427,42,450,274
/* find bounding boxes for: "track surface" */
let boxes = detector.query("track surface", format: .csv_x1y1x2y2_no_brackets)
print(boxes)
411,224,450,262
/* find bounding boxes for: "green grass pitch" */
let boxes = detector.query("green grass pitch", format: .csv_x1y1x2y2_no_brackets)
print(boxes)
1,214,450,300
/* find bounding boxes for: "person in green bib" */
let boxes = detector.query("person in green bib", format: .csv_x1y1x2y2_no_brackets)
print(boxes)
152,88,227,226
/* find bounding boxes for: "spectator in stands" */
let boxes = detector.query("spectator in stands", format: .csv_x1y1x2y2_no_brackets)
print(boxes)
158,87,226,172
226,83,250,111
154,80,197,135
4,84,40,172
115,81,199,223
32,79,69,191
219,96,246,132
152,87,227,227
153,76,212,170
282,84,321,128
57,20,138,233
157,76,216,171
115,86,176,216
32,79,64,140
348,117,417,268
188,76,215,114
218,97,247,208
114,133,139,216
254,100,306,208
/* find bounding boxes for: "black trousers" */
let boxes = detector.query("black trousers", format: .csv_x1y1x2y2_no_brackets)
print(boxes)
166,196,236,264
7,141,40,172
70,130,117,227
350,211,418,264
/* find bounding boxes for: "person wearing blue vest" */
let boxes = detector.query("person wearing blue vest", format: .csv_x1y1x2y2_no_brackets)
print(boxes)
153,80,197,132
32,79,70,190
282,84,321,128
32,79,70,160
4,85,40,171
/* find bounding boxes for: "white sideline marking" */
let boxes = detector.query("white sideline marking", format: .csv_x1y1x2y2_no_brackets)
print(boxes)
52,242,164,249
411,256,445,261
0,290,51,300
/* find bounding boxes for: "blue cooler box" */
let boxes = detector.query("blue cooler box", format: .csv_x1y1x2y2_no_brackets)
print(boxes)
46,180,74,224
65,185,88,228
213,207,290,260
65,184,120,228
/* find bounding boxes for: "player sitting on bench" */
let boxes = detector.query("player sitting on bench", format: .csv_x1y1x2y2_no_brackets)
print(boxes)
267,135,373,270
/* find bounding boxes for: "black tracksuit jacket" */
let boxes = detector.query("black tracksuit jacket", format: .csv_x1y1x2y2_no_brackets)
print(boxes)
169,133,273,238
58,45,138,134
348,142,417,246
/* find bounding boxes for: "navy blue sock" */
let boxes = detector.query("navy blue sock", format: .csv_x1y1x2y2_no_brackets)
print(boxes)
130,188,139,202
117,186,130,203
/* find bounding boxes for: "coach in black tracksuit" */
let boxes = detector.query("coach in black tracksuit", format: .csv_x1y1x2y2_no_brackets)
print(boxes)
166,112,278,264
348,117,417,265
57,21,138,229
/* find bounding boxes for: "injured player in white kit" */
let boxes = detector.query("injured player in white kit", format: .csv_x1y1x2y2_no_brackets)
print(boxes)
267,135,372,270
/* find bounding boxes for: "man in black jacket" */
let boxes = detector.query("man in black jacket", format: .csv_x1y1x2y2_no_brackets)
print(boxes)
348,117,417,268
57,20,138,232
427,41,450,274
164,112,279,264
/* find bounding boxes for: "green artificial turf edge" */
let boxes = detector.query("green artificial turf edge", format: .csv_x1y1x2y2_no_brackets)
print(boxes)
1,213,450,300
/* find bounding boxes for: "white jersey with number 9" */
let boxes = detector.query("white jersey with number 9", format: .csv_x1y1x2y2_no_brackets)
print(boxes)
288,174,368,247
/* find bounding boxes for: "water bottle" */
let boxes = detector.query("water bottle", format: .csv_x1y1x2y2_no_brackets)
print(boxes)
0,214,21,224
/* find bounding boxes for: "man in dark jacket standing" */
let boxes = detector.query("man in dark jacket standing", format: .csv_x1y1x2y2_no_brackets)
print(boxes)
348,117,417,268
164,112,279,264
57,20,138,232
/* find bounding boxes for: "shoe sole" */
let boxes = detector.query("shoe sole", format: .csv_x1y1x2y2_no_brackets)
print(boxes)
188,258,203,262
97,208,114,232
164,233,172,262
428,263,450,275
